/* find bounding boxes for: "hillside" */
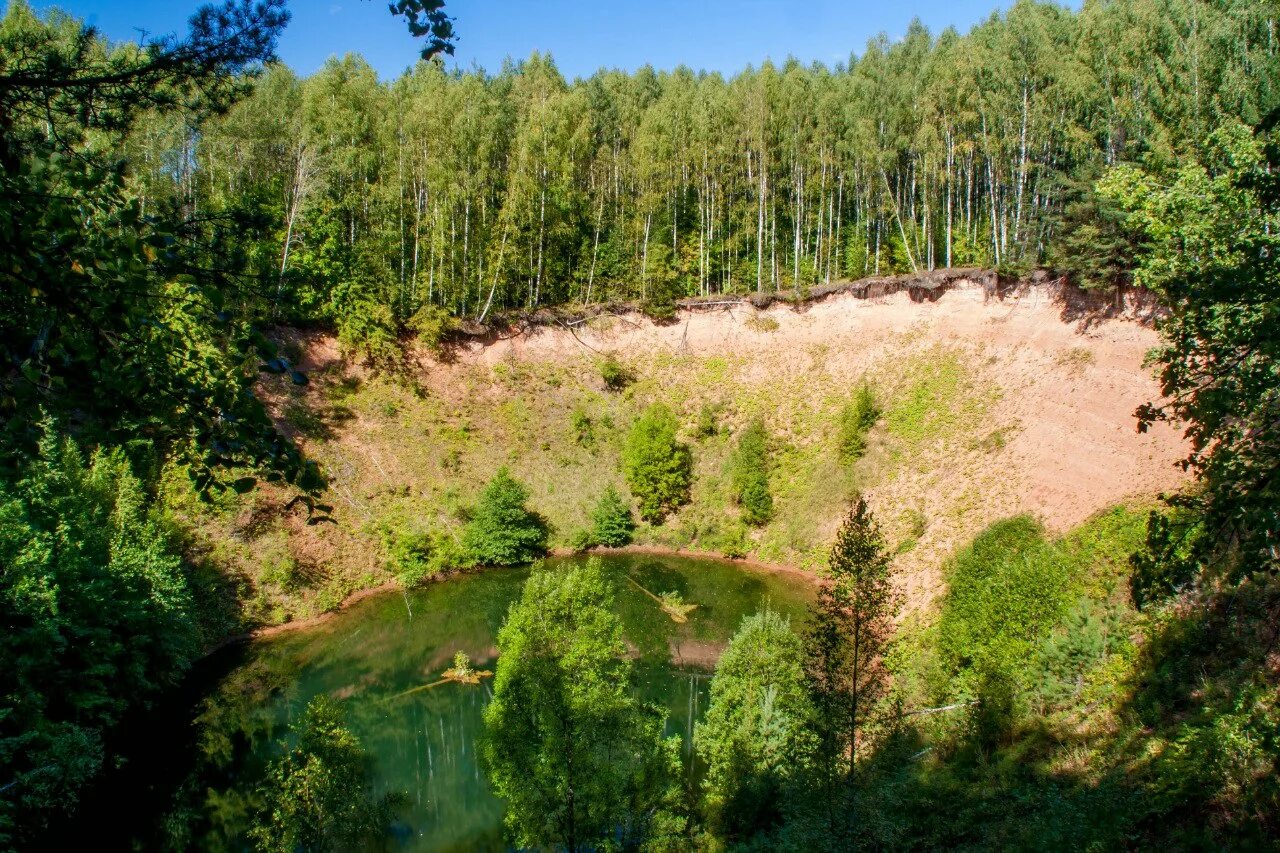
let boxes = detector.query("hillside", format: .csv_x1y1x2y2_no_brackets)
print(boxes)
174,275,1187,628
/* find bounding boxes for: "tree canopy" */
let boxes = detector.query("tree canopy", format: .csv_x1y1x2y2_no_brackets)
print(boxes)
480,559,684,851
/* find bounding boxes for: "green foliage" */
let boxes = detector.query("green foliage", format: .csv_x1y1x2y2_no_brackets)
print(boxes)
248,696,395,852
407,302,459,353
569,406,595,448
0,1,315,498
622,404,692,524
385,527,466,586
1101,121,1280,582
838,384,880,463
0,430,196,840
1046,164,1139,290
695,402,721,439
598,352,631,391
461,467,548,566
480,559,685,850
884,357,968,445
1030,599,1125,711
798,498,900,844
590,485,636,547
335,289,400,368
730,419,773,526
938,517,1075,693
696,608,813,843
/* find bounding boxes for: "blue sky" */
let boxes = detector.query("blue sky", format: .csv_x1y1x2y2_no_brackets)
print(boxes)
31,0,1040,80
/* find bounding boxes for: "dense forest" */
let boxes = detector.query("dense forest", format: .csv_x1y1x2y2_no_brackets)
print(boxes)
127,0,1279,354
1,0,1278,849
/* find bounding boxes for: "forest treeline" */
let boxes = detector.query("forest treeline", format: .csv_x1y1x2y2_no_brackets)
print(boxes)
129,0,1279,356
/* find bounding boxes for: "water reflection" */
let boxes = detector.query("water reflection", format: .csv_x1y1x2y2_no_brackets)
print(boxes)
194,553,813,850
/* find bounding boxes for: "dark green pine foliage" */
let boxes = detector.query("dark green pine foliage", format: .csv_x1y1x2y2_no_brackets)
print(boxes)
249,696,396,852
731,419,773,526
461,467,549,566
0,430,197,842
0,1,325,499
801,497,899,842
590,485,636,547
622,404,692,523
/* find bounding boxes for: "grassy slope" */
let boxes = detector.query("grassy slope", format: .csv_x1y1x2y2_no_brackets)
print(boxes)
164,289,1182,631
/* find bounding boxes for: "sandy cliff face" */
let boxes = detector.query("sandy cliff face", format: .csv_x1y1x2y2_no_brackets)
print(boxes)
241,280,1186,620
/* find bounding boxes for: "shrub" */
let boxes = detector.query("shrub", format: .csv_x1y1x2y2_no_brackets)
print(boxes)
598,353,631,391
0,434,197,836
622,404,692,523
731,419,773,526
641,296,677,322
743,314,779,333
570,407,595,448
704,520,749,559
938,516,1075,693
335,296,399,368
461,468,549,566
591,485,636,547
838,383,880,462
695,402,721,438
387,529,468,586
569,527,597,552
407,303,458,353
249,697,395,851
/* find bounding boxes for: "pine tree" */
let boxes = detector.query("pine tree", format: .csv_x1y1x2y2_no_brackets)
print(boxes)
802,497,900,839
590,485,636,547
461,467,549,565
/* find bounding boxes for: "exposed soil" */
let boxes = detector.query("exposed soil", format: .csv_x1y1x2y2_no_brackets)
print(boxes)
249,276,1187,620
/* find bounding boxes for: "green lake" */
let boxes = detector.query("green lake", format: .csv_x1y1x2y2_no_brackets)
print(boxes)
91,552,814,850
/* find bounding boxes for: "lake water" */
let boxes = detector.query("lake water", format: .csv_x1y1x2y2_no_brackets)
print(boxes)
94,553,814,850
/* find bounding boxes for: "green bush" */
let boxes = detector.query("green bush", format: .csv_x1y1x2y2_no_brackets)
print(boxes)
569,527,597,552
695,402,721,438
386,528,468,586
838,383,880,462
622,404,692,523
591,485,636,547
0,432,197,836
461,468,549,566
731,419,773,526
249,697,395,851
703,520,749,559
598,353,631,391
407,303,458,353
938,516,1074,693
570,407,595,448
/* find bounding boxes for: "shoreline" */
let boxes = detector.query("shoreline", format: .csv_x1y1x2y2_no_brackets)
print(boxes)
207,545,817,653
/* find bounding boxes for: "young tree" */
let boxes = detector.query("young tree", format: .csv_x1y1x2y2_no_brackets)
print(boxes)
249,696,394,852
480,559,684,851
622,404,692,523
731,418,773,526
696,608,812,844
802,498,900,836
590,485,636,547
461,467,548,566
